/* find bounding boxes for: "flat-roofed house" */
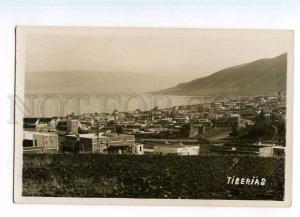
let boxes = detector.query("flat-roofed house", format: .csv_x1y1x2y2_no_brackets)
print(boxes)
23,131,59,153
63,133,137,154
258,146,275,157
210,143,283,157
154,144,199,156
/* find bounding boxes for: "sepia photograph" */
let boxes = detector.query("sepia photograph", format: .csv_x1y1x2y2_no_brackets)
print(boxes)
14,27,293,206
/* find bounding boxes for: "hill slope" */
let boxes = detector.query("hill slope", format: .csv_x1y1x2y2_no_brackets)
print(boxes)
154,53,287,96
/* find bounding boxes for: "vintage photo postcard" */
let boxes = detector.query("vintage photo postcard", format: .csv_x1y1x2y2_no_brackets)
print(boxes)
14,27,293,206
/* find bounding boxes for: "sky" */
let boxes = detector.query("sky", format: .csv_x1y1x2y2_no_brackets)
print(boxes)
2,0,300,6
24,27,292,83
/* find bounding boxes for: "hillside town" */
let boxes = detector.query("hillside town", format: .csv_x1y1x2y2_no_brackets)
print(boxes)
23,94,286,157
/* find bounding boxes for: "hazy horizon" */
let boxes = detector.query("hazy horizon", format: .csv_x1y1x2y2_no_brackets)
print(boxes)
25,27,291,93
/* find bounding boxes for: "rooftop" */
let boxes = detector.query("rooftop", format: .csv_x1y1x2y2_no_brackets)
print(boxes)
66,133,108,139
23,131,57,140
154,144,199,149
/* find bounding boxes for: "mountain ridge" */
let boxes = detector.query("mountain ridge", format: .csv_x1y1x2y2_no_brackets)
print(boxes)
153,53,287,96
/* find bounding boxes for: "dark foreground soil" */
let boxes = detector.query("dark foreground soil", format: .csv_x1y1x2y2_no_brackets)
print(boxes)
22,154,285,200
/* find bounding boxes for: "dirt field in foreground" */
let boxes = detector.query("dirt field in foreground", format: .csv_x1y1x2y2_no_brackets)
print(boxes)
22,154,285,200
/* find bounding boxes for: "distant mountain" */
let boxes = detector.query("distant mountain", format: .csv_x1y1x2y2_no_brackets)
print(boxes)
25,71,180,94
153,53,287,96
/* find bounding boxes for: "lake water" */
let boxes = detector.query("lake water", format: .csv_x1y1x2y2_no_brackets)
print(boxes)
22,93,217,117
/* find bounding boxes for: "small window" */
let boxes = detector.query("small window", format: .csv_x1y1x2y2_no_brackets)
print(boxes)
35,139,37,147
139,146,142,152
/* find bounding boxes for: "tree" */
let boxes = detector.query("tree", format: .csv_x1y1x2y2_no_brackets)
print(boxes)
276,118,286,145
